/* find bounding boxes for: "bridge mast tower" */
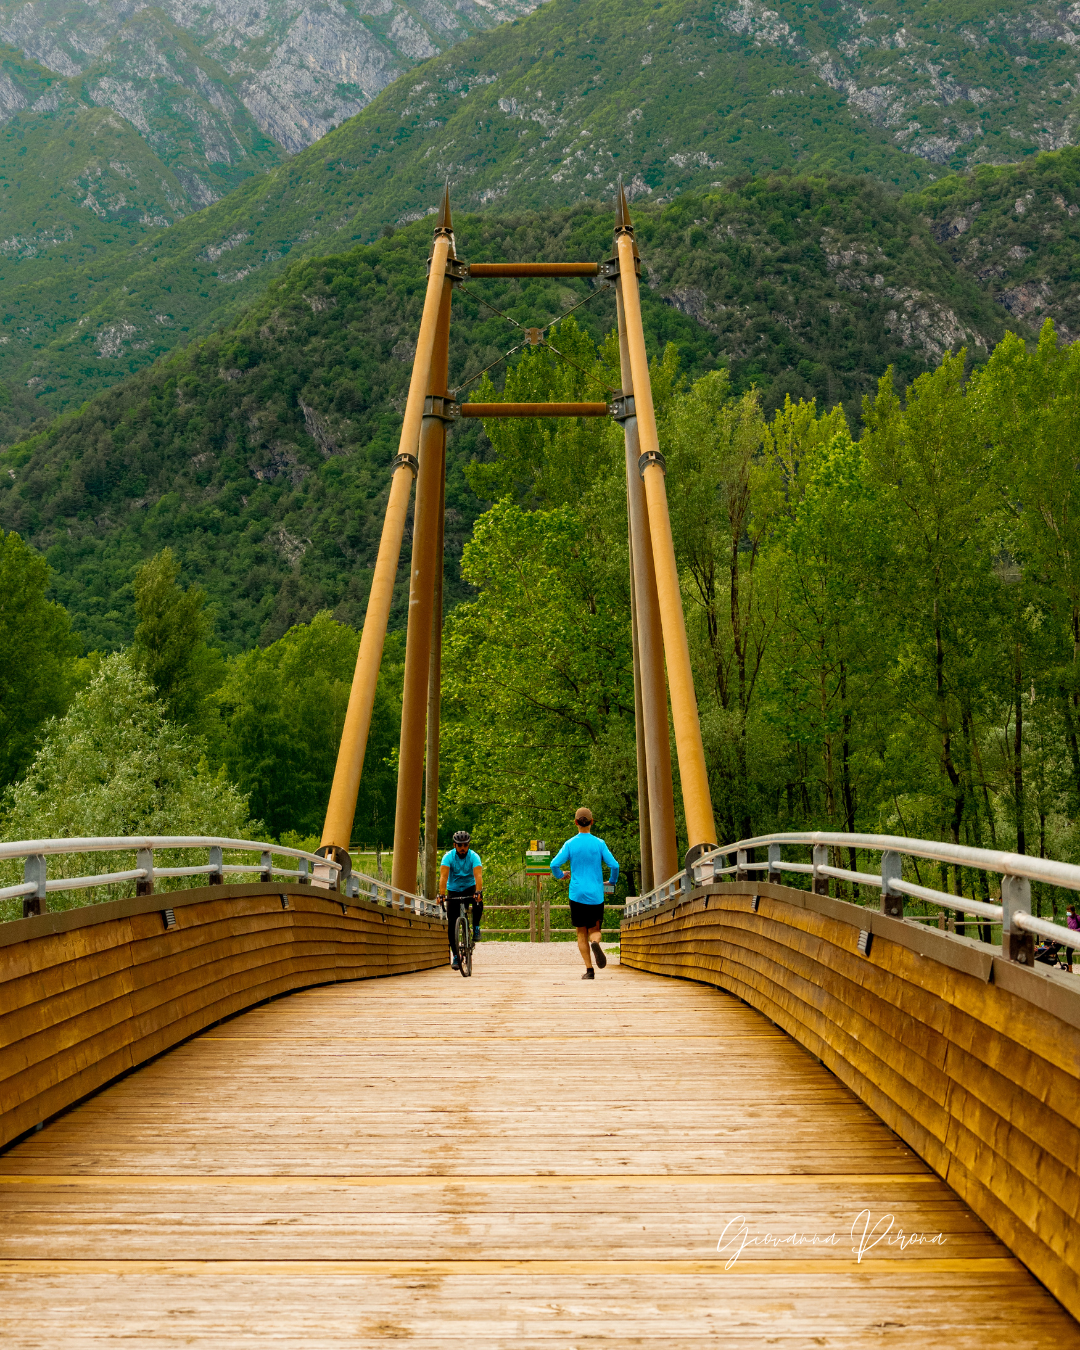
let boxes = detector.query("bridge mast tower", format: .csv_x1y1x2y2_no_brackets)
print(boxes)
318,184,717,893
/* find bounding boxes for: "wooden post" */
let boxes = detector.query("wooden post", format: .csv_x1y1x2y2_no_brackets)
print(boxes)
616,282,677,890
612,183,716,866
393,227,454,895
629,549,654,896
422,453,446,899
544,893,551,942
321,190,454,869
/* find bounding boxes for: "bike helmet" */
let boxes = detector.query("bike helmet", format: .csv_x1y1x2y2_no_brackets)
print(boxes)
452,830,472,845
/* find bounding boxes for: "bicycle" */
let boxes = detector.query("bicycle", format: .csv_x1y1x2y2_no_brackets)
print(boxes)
438,892,479,977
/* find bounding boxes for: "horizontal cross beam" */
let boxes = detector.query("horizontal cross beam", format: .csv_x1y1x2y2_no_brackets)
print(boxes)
466,262,600,278
459,402,611,418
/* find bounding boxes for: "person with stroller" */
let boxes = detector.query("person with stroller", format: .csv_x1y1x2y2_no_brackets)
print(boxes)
1034,901,1079,973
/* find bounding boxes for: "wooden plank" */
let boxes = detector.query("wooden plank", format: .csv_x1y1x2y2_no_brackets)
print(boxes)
622,888,1080,1323
0,892,445,1147
1,950,1076,1343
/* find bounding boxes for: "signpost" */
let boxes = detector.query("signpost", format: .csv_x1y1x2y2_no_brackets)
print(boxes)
525,841,549,942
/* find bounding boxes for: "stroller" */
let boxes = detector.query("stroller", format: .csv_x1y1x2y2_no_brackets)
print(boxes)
1034,939,1070,970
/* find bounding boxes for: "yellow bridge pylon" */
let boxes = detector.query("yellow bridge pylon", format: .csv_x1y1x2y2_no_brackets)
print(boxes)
319,183,717,894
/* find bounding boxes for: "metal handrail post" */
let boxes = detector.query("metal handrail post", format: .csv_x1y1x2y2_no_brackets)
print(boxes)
812,844,829,896
767,843,782,886
1002,875,1034,965
23,855,45,919
136,848,154,897
880,850,903,918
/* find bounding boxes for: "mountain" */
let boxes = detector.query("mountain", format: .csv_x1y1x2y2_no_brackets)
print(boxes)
0,0,1078,438
0,176,1015,654
918,151,1080,343
0,0,542,284
0,29,283,285
0,0,539,156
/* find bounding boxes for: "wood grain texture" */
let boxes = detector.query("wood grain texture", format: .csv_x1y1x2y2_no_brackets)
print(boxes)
0,950,1076,1346
621,882,1080,1323
0,884,446,1148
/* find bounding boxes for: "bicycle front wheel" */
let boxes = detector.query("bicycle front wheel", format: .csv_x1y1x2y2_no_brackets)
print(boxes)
455,915,472,977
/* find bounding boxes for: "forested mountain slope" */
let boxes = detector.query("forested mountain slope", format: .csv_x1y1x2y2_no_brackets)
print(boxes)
2,0,1079,435
0,176,1013,654
918,148,1080,342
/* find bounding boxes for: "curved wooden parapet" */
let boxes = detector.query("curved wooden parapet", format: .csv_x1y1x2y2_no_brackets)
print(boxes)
621,880,1080,1321
0,883,446,1150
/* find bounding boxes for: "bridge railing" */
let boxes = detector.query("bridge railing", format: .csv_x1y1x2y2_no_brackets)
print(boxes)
349,871,444,917
625,831,1080,967
0,836,443,922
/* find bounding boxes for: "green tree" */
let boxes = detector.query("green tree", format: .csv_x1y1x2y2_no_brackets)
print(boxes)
440,498,637,881
215,612,403,843
131,548,223,731
0,653,253,917
764,426,894,873
662,371,778,839
975,320,1080,813
466,317,623,509
861,355,1001,892
0,530,80,788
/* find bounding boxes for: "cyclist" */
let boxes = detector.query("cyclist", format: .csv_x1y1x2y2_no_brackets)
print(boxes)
439,830,483,970
550,807,619,979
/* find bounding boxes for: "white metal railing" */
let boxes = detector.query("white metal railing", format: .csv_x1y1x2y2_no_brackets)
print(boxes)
347,870,444,918
0,836,444,922
624,831,1080,969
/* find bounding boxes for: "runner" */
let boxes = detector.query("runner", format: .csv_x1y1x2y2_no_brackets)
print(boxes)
549,807,619,979
439,830,483,971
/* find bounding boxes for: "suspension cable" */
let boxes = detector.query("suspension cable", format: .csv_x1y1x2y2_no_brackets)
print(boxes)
451,341,528,397
450,279,615,398
457,284,524,330
541,339,617,395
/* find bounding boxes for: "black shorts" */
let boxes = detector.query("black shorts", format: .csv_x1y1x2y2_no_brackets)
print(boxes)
570,900,604,930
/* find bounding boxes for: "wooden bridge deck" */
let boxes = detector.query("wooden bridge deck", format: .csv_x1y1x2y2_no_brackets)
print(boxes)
0,946,1076,1347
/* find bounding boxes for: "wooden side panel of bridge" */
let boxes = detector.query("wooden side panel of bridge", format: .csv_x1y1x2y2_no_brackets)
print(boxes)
2,945,1077,1347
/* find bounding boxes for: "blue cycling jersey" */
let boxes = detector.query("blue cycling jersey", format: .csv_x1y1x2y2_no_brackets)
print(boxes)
442,847,481,892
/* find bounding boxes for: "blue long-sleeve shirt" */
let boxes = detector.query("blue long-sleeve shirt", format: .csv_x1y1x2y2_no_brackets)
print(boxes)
550,832,619,904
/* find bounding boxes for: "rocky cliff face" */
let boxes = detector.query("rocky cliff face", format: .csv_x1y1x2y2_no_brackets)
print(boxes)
0,0,544,217
5,0,1077,223
0,0,1078,438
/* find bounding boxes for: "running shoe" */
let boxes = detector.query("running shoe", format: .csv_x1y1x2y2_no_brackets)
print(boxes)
582,968,595,979
591,941,607,969
473,922,481,942
451,956,460,970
